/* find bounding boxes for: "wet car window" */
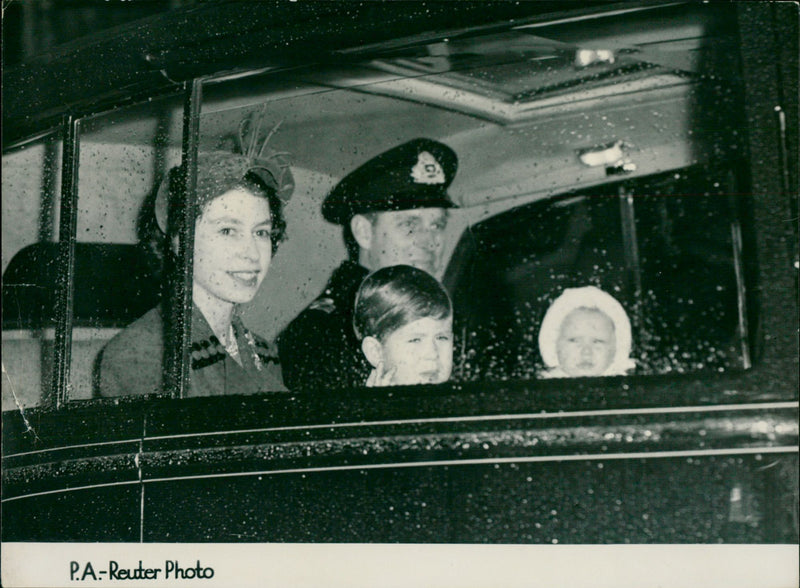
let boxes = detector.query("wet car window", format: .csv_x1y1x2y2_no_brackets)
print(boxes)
2,7,754,403
196,20,747,387
445,164,752,381
2,132,62,409
1,96,185,406
71,96,184,401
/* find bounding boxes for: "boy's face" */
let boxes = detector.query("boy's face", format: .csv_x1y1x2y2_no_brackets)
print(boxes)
380,316,453,385
556,307,616,377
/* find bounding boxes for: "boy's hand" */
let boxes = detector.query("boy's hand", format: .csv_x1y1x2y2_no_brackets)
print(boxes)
365,361,396,387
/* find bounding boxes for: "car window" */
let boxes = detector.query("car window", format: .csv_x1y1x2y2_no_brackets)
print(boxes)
68,96,184,401
2,95,185,407
444,164,753,381
1,3,754,404
2,132,62,409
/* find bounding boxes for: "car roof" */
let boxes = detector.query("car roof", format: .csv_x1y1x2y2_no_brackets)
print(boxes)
3,1,658,148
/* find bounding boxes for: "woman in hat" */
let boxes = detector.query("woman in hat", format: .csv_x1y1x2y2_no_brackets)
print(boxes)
98,116,293,397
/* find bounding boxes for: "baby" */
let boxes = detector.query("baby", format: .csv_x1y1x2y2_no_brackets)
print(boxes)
353,265,453,386
538,285,636,378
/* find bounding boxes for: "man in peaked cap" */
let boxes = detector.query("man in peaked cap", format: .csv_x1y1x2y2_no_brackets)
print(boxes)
278,137,458,392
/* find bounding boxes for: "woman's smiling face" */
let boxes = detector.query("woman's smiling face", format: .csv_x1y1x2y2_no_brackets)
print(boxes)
192,187,273,307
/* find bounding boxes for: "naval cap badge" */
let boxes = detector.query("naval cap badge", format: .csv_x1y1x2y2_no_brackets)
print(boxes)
410,151,445,185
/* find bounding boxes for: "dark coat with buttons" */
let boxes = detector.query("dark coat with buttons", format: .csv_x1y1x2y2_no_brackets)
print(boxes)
278,260,371,392
99,304,286,397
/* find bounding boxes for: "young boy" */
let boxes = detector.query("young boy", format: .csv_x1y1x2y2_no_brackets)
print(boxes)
353,265,453,386
538,285,636,378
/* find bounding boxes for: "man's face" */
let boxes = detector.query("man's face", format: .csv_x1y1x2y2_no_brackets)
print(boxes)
363,208,448,276
381,316,454,385
555,307,617,377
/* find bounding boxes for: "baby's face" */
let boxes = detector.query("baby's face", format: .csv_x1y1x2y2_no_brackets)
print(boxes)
556,308,616,377
381,316,453,385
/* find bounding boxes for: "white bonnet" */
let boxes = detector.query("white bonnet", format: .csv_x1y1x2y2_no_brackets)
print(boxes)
538,285,636,376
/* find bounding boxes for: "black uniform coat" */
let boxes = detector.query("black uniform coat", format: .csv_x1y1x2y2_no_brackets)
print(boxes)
278,260,371,392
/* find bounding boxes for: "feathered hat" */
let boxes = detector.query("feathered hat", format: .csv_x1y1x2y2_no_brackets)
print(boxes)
155,106,294,233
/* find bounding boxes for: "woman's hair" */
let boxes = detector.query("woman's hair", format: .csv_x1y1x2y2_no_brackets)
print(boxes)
165,169,286,252
353,264,452,341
